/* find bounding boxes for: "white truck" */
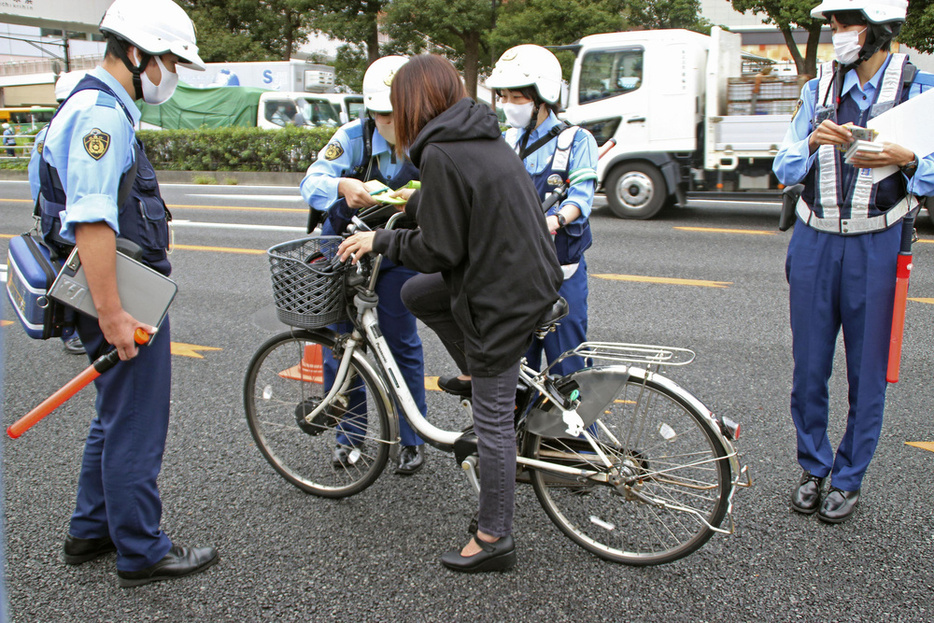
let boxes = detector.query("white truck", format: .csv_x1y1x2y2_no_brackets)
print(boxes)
563,26,799,219
257,92,364,129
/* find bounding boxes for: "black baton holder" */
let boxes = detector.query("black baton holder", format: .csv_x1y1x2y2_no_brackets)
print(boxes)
780,184,804,231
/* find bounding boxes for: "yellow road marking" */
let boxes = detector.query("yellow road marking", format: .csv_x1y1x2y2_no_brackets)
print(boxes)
905,441,934,453
909,298,934,305
172,243,264,255
1,320,13,327
592,274,732,288
674,226,775,236
916,239,934,244
0,199,30,204
170,342,223,359
1,233,13,239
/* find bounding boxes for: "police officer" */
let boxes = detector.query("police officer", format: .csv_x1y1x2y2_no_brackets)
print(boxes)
773,0,934,523
3,122,15,156
35,0,217,585
300,56,427,474
28,71,90,355
488,45,597,376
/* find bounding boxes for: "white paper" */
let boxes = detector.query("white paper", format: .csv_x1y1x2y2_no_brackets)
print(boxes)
867,87,934,182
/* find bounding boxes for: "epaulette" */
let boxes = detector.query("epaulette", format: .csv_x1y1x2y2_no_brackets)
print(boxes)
94,90,118,109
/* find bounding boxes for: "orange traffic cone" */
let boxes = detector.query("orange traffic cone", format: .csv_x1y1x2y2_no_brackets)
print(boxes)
278,343,324,383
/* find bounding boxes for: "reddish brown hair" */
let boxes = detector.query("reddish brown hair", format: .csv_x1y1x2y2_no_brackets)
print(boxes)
390,55,467,156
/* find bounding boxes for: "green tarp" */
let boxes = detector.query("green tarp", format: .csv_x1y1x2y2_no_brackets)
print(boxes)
137,82,268,129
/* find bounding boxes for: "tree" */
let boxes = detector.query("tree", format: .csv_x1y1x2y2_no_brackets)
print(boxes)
728,0,823,77
181,0,319,62
311,0,386,65
630,0,712,32
900,0,934,54
384,0,495,99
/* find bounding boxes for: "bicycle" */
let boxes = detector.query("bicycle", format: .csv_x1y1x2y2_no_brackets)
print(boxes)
244,214,750,565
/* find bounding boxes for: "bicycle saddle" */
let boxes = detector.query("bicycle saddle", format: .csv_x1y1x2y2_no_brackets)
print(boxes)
538,297,569,330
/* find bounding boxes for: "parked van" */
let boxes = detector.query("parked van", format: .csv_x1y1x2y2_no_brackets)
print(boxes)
257,92,364,129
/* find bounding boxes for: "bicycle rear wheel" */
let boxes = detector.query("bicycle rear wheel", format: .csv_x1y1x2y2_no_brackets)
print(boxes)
528,368,730,565
244,330,391,497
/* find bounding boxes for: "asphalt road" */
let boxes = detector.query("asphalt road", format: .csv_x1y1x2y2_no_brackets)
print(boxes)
2,180,933,622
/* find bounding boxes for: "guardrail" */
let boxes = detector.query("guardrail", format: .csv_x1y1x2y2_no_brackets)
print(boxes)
1,132,37,159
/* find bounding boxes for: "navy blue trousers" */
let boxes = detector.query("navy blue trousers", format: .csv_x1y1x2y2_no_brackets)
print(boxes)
786,222,900,491
71,314,173,572
325,260,426,447
525,258,588,376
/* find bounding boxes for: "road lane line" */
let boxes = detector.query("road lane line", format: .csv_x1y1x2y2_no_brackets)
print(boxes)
171,220,304,233
908,298,934,304
674,226,775,235
172,243,265,255
592,274,732,288
167,203,306,213
188,194,303,202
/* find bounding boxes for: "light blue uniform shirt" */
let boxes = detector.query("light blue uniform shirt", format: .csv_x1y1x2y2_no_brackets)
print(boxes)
300,118,401,212
505,111,598,220
40,66,139,244
773,56,934,198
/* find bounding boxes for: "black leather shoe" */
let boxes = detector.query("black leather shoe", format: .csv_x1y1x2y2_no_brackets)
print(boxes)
117,544,218,588
438,375,472,397
63,534,116,565
62,335,86,355
441,534,516,573
395,445,425,475
791,470,825,514
818,488,860,524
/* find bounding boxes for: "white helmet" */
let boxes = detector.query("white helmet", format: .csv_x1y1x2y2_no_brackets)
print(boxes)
810,0,907,23
100,0,205,70
54,71,88,102
486,45,562,105
363,56,408,113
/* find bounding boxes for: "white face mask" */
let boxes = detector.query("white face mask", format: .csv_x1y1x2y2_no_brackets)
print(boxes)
374,114,395,145
502,101,535,128
135,53,179,105
832,28,866,66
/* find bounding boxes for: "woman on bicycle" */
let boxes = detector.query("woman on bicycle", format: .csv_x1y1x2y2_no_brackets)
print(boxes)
300,56,428,475
419,45,597,398
338,54,563,572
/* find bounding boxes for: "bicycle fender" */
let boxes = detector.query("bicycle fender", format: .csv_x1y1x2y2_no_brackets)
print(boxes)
526,366,630,438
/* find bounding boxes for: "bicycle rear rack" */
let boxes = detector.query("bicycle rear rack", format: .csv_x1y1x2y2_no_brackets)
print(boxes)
550,341,696,373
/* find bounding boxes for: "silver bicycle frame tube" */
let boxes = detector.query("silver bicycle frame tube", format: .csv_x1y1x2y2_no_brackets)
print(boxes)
361,306,461,447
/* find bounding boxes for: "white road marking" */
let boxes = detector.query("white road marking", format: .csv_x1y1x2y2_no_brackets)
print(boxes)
170,220,305,233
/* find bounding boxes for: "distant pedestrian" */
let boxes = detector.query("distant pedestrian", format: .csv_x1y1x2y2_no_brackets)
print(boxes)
3,123,15,156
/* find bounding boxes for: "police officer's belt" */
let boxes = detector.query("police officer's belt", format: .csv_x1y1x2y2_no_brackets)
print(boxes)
795,196,912,235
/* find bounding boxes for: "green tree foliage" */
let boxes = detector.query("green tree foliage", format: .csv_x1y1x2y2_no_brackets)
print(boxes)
900,0,934,54
181,0,319,62
384,0,494,99
630,0,712,32
728,0,823,77
311,0,386,65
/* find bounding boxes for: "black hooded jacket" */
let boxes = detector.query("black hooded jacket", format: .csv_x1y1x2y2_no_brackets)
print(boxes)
373,98,563,377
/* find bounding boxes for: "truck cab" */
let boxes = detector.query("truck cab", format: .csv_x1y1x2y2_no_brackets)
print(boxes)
564,27,795,219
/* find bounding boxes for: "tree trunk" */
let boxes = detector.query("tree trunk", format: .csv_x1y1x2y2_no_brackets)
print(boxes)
803,22,824,79
781,27,806,75
463,30,480,100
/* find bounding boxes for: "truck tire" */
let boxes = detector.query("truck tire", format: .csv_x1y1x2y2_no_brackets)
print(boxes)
605,162,668,220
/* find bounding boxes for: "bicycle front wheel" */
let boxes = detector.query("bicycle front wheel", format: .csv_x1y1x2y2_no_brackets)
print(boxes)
244,330,391,497
528,368,730,565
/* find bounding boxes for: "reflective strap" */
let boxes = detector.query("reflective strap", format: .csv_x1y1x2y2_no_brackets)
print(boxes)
551,126,579,173
796,196,913,234
815,61,839,218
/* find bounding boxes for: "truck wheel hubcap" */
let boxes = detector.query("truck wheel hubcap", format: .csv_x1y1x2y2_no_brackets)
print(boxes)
618,172,653,207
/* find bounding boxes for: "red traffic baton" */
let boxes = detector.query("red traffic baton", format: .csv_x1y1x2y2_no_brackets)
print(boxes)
7,328,151,439
886,210,917,384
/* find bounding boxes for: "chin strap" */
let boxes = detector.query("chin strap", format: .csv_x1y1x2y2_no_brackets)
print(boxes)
108,36,150,101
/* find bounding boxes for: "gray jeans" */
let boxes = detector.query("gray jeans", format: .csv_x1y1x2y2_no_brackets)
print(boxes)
472,365,519,538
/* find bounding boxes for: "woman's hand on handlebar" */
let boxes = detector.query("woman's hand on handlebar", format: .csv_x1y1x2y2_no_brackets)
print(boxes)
338,232,376,264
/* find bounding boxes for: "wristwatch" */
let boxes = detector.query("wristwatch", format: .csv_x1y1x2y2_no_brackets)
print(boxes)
901,154,919,177
556,212,568,228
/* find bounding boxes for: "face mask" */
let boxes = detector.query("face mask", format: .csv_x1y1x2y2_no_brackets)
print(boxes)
137,53,179,105
502,102,535,128
374,116,395,145
832,28,866,66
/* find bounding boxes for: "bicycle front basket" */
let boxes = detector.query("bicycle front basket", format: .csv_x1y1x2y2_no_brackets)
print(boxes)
268,236,348,329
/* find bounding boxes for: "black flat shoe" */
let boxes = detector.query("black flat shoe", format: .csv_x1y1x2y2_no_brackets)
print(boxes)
395,445,425,475
438,375,472,397
791,470,825,514
440,534,516,573
117,544,218,588
63,533,116,565
818,488,860,524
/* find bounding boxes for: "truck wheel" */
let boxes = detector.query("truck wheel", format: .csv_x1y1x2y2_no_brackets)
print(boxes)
605,163,668,220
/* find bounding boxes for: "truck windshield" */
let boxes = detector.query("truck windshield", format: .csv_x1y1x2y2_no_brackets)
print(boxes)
579,49,643,104
297,98,341,127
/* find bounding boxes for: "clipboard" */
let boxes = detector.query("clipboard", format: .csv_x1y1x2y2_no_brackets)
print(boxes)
48,247,177,338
